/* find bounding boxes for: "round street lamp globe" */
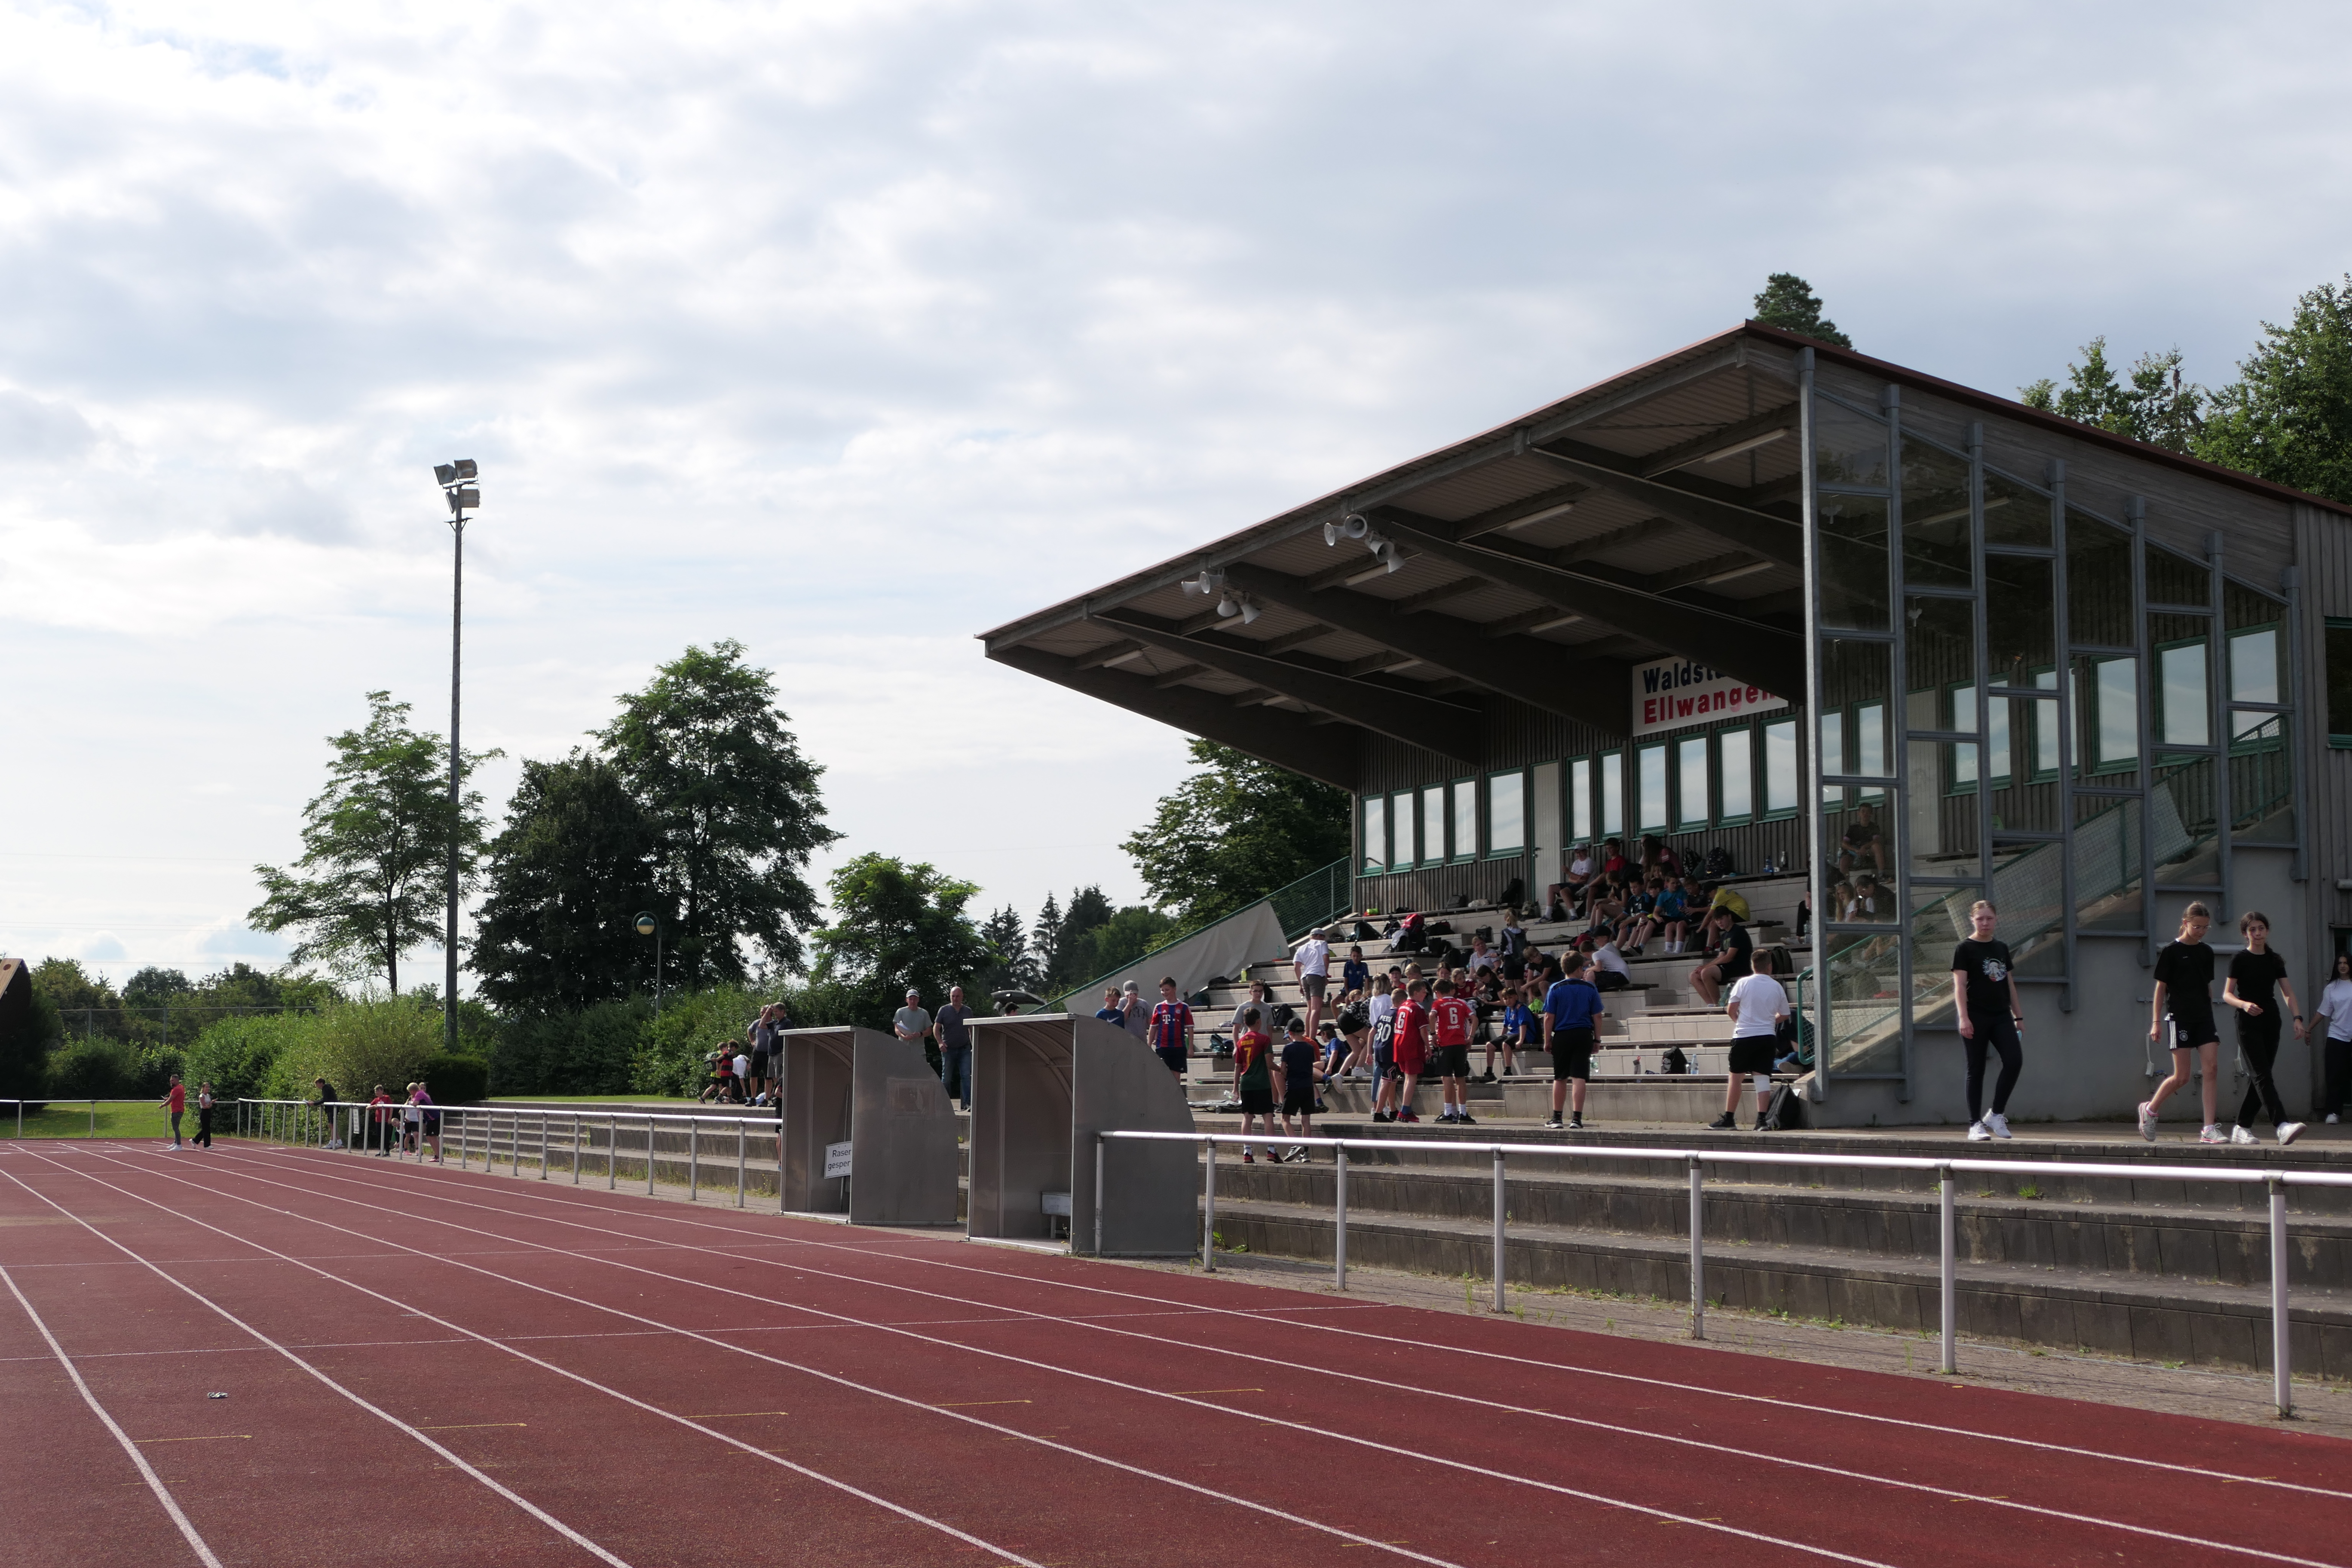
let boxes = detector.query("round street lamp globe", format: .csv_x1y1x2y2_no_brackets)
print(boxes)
634,914,657,937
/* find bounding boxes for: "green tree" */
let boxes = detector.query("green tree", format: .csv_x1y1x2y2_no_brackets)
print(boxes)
248,692,494,995
2195,275,2352,505
1752,273,1852,349
1028,892,1064,990
595,642,837,987
0,962,63,1100
809,854,994,1024
1123,740,1351,926
977,905,1039,995
32,958,116,1017
472,753,661,1013
1080,906,1179,980
121,968,194,1008
2019,337,2205,453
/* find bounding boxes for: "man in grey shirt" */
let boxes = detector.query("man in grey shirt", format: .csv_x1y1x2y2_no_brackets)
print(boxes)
1120,980,1151,1042
933,984,975,1110
893,988,932,1064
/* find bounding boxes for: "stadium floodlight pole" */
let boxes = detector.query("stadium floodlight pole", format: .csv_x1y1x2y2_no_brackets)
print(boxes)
635,913,663,1014
433,459,481,1056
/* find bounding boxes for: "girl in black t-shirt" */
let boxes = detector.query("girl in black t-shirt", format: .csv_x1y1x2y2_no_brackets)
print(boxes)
1949,900,2023,1141
2144,903,2223,1143
2221,912,2308,1145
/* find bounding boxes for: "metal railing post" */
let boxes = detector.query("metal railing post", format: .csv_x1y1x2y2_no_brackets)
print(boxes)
2271,1176,2293,1418
1492,1147,1507,1312
1334,1144,1349,1290
735,1121,746,1208
1939,1163,1958,1374
1093,1134,1106,1257
646,1116,656,1196
1202,1137,1217,1272
688,1119,699,1201
607,1115,616,1190
539,1115,548,1179
1687,1155,1705,1341
89,1098,95,1137
572,1114,581,1183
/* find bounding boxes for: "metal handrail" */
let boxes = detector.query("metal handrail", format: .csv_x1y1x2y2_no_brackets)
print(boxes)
0,1097,187,1139
1097,1127,2345,1418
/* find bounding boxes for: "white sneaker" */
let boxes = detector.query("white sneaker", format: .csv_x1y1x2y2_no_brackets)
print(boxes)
1966,1119,1991,1142
2328,1114,2341,1125
2279,1122,2306,1146
2137,1101,2158,1142
2198,1124,2228,1144
1987,1113,2012,1139
2229,1124,2258,1145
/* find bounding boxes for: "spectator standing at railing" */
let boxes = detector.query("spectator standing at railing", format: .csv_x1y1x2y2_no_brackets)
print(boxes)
412,1082,443,1162
401,1083,423,1153
312,1077,343,1149
2221,912,2306,1146
158,1075,186,1151
2312,952,2352,1124
192,1082,214,1149
934,985,975,1112
368,1085,396,1155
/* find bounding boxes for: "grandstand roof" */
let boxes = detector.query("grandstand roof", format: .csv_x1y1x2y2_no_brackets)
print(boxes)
979,322,2349,791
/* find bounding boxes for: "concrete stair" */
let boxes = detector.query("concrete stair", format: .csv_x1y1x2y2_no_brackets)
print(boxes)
1189,1124,2352,1375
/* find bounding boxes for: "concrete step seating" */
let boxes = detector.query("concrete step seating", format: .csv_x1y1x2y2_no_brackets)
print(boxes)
1193,1123,2352,1375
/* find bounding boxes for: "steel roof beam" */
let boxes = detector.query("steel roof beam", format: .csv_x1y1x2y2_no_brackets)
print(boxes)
1527,438,1805,568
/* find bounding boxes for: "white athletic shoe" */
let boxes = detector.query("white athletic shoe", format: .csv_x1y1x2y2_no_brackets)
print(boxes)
2230,1124,2258,1145
2278,1122,2306,1146
1987,1113,2012,1139
1966,1119,1991,1142
2198,1124,2228,1144
2137,1101,2158,1142
2328,1114,2341,1125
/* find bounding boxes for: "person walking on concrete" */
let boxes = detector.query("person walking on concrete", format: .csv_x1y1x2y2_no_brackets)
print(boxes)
2223,912,2306,1146
158,1075,186,1150
2144,902,2225,1143
1120,980,1152,1042
1292,928,1332,1035
2313,952,2352,1124
1951,899,2024,1142
311,1076,343,1148
1710,967,1788,1131
934,985,975,1112
191,1082,214,1149
1541,953,1605,1131
894,986,933,1071
1146,977,1194,1077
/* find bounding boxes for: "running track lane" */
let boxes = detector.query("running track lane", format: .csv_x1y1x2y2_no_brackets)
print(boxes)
74,1143,2352,1568
196,1141,2352,1563
2,1149,1053,1568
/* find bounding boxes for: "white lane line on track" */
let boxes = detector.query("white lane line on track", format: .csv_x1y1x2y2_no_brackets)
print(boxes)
1,1264,226,1568
0,1170,636,1568
179,1148,2351,1568
321,1145,2352,1502
30,1153,1424,1568
124,1151,1913,1568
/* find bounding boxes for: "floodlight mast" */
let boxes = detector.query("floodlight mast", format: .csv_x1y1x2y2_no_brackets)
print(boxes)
436,460,480,1055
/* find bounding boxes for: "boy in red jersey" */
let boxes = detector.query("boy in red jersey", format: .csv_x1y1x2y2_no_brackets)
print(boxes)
1147,976,1194,1076
1231,1008,1279,1163
1387,979,1431,1124
1430,977,1478,1125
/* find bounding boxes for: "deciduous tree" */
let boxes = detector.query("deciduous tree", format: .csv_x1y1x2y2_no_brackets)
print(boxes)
2196,276,2352,505
810,854,994,1023
472,753,662,1013
1123,741,1350,927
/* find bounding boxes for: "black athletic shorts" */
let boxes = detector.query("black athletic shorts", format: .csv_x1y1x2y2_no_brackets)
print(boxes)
1727,1035,1778,1075
1240,1086,1276,1115
1433,1044,1472,1079
1155,1045,1188,1075
2168,1011,2220,1049
1550,1027,1594,1081
1301,973,1328,1000
1282,1085,1316,1116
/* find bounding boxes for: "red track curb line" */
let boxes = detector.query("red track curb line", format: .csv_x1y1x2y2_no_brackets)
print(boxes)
0,1264,226,1568
30,1148,1426,1568
110,1149,1934,1568
292,1145,2352,1501
174,1146,2352,1568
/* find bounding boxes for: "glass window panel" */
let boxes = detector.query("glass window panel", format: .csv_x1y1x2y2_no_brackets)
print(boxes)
2228,628,2279,706
2066,510,2134,647
2152,620,2209,749
1818,494,1891,631
1600,751,1624,836
1906,715,1978,880
2079,655,2140,773
1983,469,2052,549
1905,594,1976,709
1991,697,2061,833
1763,720,1798,813
1986,555,2057,688
2145,545,2209,607
1719,727,1754,821
1943,684,1979,787
1822,933,1903,1076
1571,758,1594,841
1361,796,1386,874
1421,786,1445,864
1637,744,1668,832
1453,781,1478,860
2331,623,2352,744
2151,754,2219,885
1488,771,1525,852
1824,812,1895,916
1989,837,2068,974
2230,712,2294,843
1856,702,1887,791
2070,793,2144,931
1813,395,1890,488
1391,793,1415,867
1900,436,1972,587
1677,735,1710,828
1908,887,1975,1029
1820,708,1845,808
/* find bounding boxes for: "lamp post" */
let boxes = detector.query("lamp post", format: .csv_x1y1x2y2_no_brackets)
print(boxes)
635,913,663,1014
433,459,480,1056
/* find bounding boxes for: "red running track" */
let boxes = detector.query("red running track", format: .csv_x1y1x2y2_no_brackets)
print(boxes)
4,1137,2350,1568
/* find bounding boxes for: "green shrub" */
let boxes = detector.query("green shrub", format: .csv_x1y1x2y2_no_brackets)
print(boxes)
184,1013,304,1104
46,1038,142,1099
493,999,649,1096
257,999,442,1103
421,1053,490,1104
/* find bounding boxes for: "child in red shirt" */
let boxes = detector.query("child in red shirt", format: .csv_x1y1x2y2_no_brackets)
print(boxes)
1382,980,1431,1124
1430,978,1478,1125
1231,1008,1280,1163
159,1075,186,1150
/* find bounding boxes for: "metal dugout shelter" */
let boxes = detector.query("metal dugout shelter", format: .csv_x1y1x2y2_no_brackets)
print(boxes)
775,1025,961,1224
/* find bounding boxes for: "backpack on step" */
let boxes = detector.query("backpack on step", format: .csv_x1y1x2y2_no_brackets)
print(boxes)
1764,1081,1807,1132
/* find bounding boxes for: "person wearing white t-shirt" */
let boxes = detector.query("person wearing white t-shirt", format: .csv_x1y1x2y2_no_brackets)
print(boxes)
1707,971,1789,1131
1292,929,1332,1035
2315,952,2352,1124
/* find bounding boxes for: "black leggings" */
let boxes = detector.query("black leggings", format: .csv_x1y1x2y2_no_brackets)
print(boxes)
1964,1013,2023,1121
2235,1013,2289,1130
2325,1037,2352,1118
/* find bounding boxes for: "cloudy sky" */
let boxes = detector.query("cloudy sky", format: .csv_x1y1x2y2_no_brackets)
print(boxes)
4,0,2349,990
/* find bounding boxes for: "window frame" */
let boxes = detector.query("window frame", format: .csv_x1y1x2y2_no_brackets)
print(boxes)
1762,718,1800,818
1635,743,1669,834
1486,769,1527,857
1675,732,1711,830
1360,794,1387,874
1449,776,1479,864
1718,723,1755,825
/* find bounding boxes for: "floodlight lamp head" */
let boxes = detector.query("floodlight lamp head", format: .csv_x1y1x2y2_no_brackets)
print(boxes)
1215,593,1238,617
1340,512,1371,540
433,463,457,487
1182,566,1225,596
453,459,478,481
1238,598,1262,625
450,487,481,512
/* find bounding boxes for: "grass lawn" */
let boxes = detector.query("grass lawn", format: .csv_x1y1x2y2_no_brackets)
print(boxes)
488,1093,699,1105
0,1100,185,1141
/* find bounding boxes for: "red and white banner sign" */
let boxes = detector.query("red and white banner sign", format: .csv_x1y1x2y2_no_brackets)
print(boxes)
1632,658,1787,738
